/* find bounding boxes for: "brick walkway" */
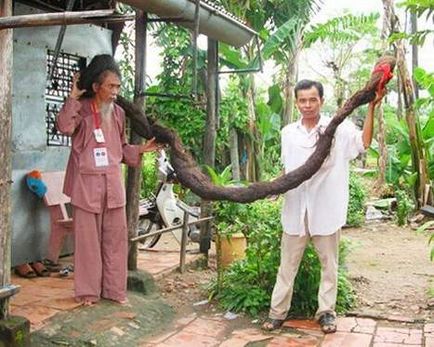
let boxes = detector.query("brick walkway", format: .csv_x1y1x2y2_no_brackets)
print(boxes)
139,315,434,347
10,239,201,331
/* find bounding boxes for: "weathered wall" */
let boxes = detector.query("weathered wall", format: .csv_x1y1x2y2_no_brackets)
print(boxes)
11,3,112,265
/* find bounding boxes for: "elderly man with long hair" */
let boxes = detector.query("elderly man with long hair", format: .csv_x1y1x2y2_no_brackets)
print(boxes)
57,54,160,306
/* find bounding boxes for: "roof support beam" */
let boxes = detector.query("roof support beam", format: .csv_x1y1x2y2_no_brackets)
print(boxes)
0,9,134,30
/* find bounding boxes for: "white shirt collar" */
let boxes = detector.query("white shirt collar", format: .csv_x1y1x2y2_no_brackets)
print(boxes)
296,115,328,133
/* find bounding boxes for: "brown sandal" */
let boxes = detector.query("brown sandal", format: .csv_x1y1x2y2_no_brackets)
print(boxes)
319,313,337,334
42,258,61,272
15,263,37,278
262,318,284,331
30,262,50,277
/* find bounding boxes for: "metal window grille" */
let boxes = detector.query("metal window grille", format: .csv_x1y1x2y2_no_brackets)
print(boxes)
45,50,86,146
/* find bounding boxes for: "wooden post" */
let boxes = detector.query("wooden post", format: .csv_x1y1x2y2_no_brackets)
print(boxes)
203,38,217,167
200,38,218,256
179,211,189,273
0,0,13,320
0,9,134,29
126,10,147,270
191,0,200,97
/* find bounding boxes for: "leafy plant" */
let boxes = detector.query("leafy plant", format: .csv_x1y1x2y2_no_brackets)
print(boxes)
429,231,434,261
395,0,434,45
347,172,367,227
395,189,415,226
140,152,158,199
303,13,380,47
145,24,207,161
416,220,434,261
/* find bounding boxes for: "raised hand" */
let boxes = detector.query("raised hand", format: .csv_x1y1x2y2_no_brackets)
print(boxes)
70,72,86,100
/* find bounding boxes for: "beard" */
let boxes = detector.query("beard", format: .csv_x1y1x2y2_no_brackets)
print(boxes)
99,101,114,127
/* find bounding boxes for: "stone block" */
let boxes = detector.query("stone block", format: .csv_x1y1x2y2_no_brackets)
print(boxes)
0,315,30,347
127,270,156,294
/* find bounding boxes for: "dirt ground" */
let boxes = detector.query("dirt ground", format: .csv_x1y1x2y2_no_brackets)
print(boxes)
155,220,434,324
344,220,434,322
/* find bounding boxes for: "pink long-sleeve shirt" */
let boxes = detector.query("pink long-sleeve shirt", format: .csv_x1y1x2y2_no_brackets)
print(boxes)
57,98,142,213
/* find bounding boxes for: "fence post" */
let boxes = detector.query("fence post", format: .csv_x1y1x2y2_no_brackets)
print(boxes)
179,211,189,273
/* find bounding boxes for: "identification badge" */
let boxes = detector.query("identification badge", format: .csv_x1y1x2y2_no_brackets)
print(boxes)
94,128,105,143
93,147,109,167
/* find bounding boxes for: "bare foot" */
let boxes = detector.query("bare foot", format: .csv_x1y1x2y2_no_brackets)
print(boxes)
75,296,98,306
101,296,130,306
82,299,94,306
118,299,129,305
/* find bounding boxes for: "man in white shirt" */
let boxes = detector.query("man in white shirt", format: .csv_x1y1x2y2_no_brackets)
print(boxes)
262,80,384,333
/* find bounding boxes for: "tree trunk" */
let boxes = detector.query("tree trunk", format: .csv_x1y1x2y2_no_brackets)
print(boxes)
203,38,217,168
397,73,403,119
229,127,240,181
282,53,298,126
245,74,260,181
411,12,419,99
200,38,218,255
397,46,429,206
0,0,13,320
335,75,345,108
375,107,388,189
126,11,146,271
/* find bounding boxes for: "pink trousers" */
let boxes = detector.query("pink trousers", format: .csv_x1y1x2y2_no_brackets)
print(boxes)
72,204,128,303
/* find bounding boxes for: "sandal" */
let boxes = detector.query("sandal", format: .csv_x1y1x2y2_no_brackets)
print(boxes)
262,318,284,331
318,313,337,334
42,258,61,272
15,263,37,278
30,262,50,277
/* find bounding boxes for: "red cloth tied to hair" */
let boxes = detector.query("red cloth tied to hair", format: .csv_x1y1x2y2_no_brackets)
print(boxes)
373,63,393,91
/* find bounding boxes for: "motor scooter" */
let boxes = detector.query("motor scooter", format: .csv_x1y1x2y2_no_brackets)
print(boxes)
137,150,201,249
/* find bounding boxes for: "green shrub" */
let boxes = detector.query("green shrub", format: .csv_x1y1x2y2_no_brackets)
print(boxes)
347,172,367,227
140,152,158,199
210,199,355,317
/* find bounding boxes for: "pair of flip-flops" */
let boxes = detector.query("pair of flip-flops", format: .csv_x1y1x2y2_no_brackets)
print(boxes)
15,262,50,278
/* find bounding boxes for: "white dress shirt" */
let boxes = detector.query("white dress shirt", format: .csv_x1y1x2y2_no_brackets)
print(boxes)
281,116,365,236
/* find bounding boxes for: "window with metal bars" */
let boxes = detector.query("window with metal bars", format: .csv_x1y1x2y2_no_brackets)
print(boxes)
45,50,86,146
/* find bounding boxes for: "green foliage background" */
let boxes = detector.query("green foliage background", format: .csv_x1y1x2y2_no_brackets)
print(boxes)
347,172,367,227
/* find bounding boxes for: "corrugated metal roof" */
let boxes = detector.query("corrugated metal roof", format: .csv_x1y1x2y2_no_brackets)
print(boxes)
194,0,248,26
121,0,257,47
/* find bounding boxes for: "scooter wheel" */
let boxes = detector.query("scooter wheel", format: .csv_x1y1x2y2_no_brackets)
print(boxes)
137,219,163,249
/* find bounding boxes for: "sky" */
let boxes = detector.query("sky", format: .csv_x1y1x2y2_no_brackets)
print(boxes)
312,0,384,23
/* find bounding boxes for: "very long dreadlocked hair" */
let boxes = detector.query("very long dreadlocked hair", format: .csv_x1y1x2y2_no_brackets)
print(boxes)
115,55,396,203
